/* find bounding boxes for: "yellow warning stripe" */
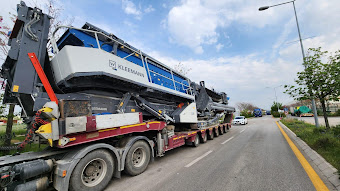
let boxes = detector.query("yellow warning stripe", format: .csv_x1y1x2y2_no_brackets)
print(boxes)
120,123,147,129
188,132,197,135
98,121,161,132
98,127,118,132
173,136,185,140
275,121,329,191
148,121,161,124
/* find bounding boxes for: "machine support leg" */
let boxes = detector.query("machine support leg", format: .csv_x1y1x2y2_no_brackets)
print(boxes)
28,53,58,104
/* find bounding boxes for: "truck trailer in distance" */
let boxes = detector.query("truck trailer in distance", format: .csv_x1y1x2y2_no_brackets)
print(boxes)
254,108,262,117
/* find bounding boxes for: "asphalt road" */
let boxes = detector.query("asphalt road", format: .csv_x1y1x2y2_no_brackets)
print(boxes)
105,116,316,191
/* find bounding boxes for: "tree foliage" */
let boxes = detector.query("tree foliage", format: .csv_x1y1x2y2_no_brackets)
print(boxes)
174,62,192,76
0,13,16,61
271,101,282,112
236,102,258,112
240,110,254,118
284,47,340,128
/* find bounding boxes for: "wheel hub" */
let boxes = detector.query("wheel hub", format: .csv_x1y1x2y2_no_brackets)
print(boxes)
81,158,107,187
132,147,146,167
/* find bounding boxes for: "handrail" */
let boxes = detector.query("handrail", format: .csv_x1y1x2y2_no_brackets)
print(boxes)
144,57,152,82
51,25,142,57
170,70,177,91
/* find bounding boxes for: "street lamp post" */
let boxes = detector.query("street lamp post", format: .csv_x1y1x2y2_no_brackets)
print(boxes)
259,0,320,127
274,86,279,116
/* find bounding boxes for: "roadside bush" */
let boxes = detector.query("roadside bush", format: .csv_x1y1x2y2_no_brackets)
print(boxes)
281,119,340,171
312,136,337,149
317,109,323,116
272,111,286,118
240,110,254,118
328,109,340,117
331,125,340,138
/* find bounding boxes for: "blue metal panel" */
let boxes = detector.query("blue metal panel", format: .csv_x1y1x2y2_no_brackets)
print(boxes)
117,50,144,67
57,29,190,95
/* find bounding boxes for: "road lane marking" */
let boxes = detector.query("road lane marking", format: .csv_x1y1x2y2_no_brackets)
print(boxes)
240,129,245,133
275,121,329,191
185,150,213,168
221,136,234,145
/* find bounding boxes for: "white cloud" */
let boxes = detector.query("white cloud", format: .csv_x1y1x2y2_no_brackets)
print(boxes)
167,0,289,54
216,43,224,52
121,1,155,19
144,5,155,13
276,0,340,63
146,50,299,109
167,0,225,54
122,0,142,19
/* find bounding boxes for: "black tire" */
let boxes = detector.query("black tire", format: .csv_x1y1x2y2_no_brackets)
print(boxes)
124,140,151,176
69,149,114,191
223,125,227,133
219,127,224,135
200,133,208,143
192,134,200,147
214,128,219,137
227,125,230,130
208,130,214,140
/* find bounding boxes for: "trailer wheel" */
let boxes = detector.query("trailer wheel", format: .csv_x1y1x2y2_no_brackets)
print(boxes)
219,127,224,135
214,128,219,137
223,125,227,133
192,134,200,147
69,149,114,191
200,133,207,143
125,140,150,176
208,131,214,140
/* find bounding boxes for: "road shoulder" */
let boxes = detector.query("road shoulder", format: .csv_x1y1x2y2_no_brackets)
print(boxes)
279,121,340,191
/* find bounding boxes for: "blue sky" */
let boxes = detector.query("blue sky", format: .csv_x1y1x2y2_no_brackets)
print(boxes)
1,0,340,111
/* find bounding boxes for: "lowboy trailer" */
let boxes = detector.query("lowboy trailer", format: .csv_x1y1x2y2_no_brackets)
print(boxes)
0,2,234,191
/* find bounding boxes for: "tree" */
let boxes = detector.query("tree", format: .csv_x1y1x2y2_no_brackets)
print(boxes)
284,47,340,128
271,101,282,112
0,13,16,61
174,62,192,76
236,102,258,112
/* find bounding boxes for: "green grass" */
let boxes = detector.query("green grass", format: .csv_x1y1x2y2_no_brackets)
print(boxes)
281,118,340,172
0,124,27,135
0,124,48,157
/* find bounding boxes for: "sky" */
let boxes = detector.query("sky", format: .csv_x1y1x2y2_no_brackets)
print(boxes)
1,0,340,111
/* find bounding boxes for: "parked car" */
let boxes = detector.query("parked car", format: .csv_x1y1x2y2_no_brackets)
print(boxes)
233,116,248,125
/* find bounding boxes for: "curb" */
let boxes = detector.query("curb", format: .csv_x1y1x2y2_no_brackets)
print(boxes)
279,121,340,191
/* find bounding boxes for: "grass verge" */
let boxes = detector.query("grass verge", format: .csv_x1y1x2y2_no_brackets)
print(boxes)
281,118,340,172
0,124,48,157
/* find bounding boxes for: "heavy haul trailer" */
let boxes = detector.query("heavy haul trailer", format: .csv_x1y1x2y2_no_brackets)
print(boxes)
0,2,235,191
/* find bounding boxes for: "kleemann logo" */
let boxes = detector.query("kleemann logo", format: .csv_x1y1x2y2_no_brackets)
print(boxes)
117,64,144,77
109,60,117,70
109,59,145,78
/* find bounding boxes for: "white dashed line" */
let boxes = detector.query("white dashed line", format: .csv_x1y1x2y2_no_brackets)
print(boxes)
221,136,234,145
240,129,245,133
185,150,213,168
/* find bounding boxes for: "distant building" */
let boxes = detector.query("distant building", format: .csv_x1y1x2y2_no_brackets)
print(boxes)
285,97,340,113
